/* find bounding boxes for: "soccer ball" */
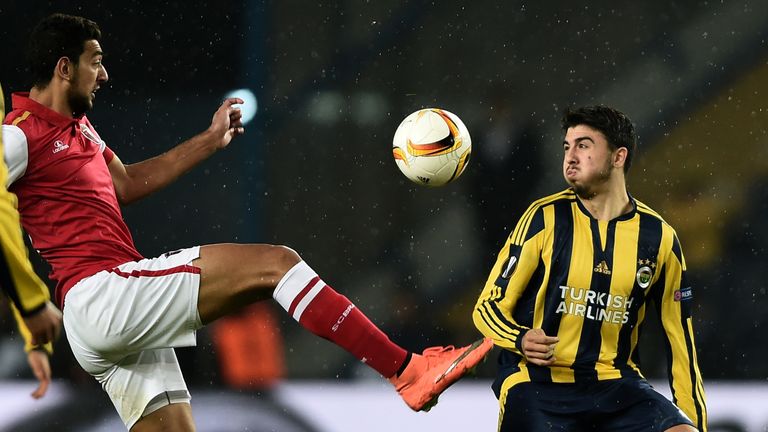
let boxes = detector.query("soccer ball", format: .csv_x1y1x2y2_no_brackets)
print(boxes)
392,108,472,187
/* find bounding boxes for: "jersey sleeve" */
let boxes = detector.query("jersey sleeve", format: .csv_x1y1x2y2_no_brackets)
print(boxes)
652,229,707,431
10,302,53,354
2,125,29,187
473,203,545,353
0,177,51,317
1,113,53,353
102,144,115,164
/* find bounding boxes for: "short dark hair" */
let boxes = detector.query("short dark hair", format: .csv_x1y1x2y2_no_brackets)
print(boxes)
561,105,637,173
26,13,101,88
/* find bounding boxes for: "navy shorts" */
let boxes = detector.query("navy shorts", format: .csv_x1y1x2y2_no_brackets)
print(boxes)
498,378,694,432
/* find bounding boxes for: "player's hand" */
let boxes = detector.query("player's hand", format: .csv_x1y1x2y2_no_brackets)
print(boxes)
22,301,62,346
521,328,559,366
209,97,245,148
27,349,52,399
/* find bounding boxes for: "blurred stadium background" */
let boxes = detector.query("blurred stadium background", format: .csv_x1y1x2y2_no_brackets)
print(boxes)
2,1,767,430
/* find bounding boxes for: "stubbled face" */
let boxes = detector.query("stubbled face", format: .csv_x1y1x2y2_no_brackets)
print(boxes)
562,124,615,198
68,39,108,116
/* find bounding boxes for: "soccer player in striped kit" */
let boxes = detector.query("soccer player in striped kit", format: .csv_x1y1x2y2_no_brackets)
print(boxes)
474,106,707,431
3,14,492,431
1,82,63,399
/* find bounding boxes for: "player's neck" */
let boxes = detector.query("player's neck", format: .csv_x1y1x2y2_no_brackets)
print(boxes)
29,85,75,118
576,178,631,221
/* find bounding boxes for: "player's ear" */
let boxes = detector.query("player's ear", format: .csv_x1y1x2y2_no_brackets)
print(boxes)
54,56,75,82
613,147,628,169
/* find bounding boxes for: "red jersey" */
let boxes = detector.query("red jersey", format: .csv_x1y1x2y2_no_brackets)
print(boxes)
3,93,143,307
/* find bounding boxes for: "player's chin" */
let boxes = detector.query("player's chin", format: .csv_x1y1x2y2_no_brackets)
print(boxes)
80,97,95,113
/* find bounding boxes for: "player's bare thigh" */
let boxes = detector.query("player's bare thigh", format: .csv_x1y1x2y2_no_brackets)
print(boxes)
131,403,195,432
193,243,300,324
665,425,698,432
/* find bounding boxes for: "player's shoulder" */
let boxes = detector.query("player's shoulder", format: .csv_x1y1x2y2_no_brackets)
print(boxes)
3,108,42,140
4,107,32,127
3,107,65,151
2,123,28,146
527,188,577,212
634,198,668,224
633,197,682,236
508,189,574,241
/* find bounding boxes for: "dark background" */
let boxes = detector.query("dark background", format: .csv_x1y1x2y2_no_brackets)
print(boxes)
2,0,767,415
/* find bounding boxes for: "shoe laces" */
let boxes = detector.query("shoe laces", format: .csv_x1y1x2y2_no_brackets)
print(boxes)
422,345,457,357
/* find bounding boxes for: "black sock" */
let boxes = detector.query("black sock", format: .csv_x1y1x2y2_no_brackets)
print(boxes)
396,352,413,377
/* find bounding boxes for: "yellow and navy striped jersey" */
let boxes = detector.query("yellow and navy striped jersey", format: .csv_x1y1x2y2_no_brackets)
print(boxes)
473,188,707,430
1,84,52,353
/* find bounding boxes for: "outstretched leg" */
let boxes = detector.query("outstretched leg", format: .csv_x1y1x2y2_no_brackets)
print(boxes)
193,243,299,322
193,243,493,410
194,243,408,377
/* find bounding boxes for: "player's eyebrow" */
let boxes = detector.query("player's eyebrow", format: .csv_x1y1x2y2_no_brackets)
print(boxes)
563,136,595,145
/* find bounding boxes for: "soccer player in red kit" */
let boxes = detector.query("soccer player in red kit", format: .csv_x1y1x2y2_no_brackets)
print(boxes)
3,13,492,431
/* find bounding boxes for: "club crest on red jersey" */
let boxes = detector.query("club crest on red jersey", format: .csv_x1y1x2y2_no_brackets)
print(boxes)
80,124,105,147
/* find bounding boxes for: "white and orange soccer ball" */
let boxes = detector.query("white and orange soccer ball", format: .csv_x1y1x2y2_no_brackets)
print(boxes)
392,108,472,187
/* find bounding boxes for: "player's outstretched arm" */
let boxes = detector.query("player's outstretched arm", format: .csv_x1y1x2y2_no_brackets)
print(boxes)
109,98,245,204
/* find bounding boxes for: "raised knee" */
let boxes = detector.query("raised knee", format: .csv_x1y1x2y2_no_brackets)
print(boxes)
272,245,302,274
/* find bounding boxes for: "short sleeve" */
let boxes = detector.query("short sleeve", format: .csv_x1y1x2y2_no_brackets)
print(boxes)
102,144,115,164
2,124,29,187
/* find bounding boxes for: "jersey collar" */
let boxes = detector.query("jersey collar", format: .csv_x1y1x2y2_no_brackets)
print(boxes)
11,92,83,130
572,188,638,222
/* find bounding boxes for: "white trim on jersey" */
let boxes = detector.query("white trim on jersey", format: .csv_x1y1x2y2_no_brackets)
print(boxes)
1,125,28,187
